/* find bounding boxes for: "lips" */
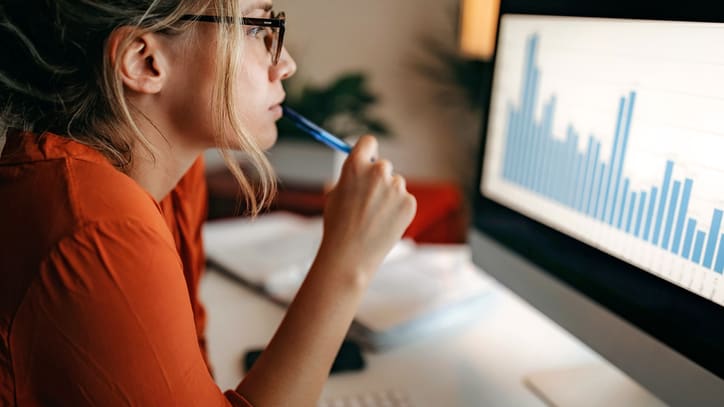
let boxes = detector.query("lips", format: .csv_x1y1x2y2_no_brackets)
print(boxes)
269,94,286,111
270,104,283,119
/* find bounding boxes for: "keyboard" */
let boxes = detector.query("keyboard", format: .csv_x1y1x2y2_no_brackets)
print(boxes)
318,389,413,407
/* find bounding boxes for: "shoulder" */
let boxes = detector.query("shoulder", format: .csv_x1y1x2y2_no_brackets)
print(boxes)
0,136,174,271
70,158,168,226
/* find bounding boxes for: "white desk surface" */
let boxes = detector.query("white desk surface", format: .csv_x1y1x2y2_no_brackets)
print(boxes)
200,266,605,406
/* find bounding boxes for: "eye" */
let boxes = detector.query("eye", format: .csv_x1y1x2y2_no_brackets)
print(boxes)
246,26,269,38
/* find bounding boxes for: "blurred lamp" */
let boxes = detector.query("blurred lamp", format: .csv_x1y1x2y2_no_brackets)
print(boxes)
459,0,501,60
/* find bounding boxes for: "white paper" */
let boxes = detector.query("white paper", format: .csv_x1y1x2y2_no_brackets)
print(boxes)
203,212,492,338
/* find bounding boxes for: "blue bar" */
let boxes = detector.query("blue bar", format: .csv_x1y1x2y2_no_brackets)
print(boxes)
520,120,535,189
662,180,681,250
703,209,723,269
571,149,584,210
520,118,541,190
643,187,659,241
617,179,630,229
682,219,697,260
564,127,579,207
692,230,706,264
537,101,555,193
549,139,559,201
560,139,569,204
553,140,564,203
508,108,520,182
531,122,546,193
503,107,514,180
521,107,536,189
635,191,647,237
540,112,557,198
516,37,538,186
593,163,607,219
626,192,637,233
653,161,674,245
586,143,601,216
528,120,542,192
530,98,552,192
604,97,627,224
715,234,724,274
509,109,522,183
578,137,595,212
610,92,636,227
511,72,527,182
671,179,693,255
562,132,574,205
526,68,542,189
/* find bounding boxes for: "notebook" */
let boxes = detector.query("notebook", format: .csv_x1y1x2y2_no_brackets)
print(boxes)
203,212,492,350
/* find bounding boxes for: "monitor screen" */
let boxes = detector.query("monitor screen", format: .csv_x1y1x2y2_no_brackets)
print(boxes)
482,14,724,307
473,4,724,382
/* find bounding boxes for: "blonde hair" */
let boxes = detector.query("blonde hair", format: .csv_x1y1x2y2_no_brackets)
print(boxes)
0,0,276,215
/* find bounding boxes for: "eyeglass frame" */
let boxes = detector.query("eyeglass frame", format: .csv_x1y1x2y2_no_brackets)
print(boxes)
179,12,286,65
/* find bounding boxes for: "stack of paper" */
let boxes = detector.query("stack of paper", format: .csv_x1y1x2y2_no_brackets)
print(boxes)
203,212,492,350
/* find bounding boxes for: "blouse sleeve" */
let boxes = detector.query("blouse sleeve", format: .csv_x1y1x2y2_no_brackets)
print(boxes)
10,219,253,407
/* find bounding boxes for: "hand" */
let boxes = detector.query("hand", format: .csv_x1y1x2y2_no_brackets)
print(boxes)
318,136,417,280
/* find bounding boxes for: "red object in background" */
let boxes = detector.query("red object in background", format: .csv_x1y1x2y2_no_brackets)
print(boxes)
206,170,468,244
403,182,467,244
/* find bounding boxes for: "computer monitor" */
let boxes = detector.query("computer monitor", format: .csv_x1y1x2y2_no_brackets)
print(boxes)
470,0,724,404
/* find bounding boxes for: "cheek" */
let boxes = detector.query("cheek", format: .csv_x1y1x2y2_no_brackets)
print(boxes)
234,67,278,150
165,42,218,148
165,73,216,148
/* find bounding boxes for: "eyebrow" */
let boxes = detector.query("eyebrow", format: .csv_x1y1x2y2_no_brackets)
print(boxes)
244,1,273,14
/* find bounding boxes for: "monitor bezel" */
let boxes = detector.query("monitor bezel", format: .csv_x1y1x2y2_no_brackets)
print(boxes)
472,0,724,380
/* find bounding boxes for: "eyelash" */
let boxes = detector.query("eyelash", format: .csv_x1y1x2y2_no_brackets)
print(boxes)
246,27,267,38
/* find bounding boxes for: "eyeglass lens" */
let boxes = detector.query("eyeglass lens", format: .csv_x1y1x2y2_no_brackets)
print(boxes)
270,12,285,65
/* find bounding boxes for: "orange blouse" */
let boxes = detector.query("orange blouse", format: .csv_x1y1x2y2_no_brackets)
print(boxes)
0,132,252,406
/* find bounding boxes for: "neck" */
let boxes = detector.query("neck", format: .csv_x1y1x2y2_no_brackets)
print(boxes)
125,131,202,203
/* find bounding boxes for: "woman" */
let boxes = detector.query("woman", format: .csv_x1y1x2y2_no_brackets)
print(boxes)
0,0,416,406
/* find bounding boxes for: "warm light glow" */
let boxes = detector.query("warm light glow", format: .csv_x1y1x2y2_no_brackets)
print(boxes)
459,0,500,60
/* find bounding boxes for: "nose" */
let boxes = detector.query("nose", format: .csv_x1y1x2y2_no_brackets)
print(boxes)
271,46,297,81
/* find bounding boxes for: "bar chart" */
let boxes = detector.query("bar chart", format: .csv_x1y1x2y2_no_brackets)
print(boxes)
482,15,724,306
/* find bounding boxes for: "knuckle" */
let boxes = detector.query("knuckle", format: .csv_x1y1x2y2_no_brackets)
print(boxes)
371,163,387,178
372,159,392,176
392,174,406,191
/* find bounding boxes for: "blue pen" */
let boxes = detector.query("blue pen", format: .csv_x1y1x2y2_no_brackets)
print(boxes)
282,105,353,154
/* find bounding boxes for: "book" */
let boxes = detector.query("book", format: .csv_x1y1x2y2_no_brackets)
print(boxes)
203,212,492,350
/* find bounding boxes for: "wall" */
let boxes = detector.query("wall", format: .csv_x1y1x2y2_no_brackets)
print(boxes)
206,0,483,186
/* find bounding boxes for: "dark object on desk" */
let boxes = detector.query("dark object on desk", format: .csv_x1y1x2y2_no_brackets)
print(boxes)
243,340,366,375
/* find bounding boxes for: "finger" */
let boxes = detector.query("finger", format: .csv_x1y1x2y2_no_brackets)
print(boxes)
373,159,394,181
350,135,378,164
391,174,406,192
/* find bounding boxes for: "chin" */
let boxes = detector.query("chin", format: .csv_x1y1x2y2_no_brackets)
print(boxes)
257,127,279,151
215,125,278,152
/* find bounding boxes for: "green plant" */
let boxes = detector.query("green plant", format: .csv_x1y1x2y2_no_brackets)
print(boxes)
277,72,390,141
408,7,493,113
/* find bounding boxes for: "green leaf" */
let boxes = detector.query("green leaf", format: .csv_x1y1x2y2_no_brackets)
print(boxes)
277,71,390,141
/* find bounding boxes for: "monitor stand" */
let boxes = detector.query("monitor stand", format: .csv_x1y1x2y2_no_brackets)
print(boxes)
524,363,666,407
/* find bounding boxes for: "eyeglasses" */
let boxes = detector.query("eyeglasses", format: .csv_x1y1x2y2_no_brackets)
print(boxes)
179,11,286,65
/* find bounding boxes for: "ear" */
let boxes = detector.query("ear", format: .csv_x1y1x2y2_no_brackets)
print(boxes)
107,27,169,94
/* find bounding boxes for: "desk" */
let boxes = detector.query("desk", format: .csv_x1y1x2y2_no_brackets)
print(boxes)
200,265,608,406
